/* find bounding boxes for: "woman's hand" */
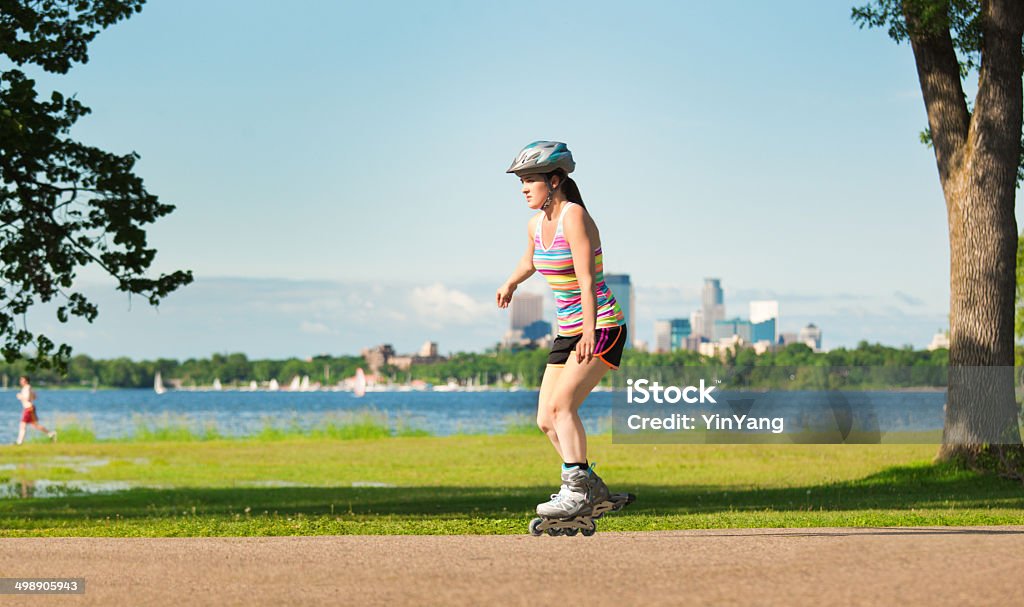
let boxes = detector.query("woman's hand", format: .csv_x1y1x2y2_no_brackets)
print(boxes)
576,328,596,363
496,282,517,308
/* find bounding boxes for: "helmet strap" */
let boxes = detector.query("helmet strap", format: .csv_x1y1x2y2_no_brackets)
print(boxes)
541,175,556,210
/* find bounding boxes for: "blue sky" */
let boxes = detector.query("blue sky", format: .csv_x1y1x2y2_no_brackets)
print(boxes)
21,0,1015,359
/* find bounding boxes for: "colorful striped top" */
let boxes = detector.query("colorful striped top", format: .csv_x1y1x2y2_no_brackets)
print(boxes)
533,202,625,336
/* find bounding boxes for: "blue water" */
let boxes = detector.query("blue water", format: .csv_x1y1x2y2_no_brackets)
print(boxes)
7,389,617,439
5,389,948,440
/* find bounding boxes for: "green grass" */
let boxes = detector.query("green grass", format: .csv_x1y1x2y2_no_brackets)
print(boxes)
35,410,429,443
0,436,1021,536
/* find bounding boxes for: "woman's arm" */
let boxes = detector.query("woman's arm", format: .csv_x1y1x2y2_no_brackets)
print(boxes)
496,216,538,308
562,205,598,362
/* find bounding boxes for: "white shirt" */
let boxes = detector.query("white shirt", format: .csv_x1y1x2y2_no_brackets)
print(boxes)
17,385,35,409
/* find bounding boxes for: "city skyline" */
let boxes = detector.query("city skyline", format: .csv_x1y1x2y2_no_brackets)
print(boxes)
19,1,974,359
32,274,948,360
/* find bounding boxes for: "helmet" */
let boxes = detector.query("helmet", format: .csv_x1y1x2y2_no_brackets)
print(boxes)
506,141,575,176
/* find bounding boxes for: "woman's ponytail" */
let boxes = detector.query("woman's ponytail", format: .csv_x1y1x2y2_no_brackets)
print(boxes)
553,170,585,209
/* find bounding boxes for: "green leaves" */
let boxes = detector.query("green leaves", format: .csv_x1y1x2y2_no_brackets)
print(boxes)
1016,233,1024,344
0,0,146,74
854,0,1024,184
852,0,988,76
0,1,192,371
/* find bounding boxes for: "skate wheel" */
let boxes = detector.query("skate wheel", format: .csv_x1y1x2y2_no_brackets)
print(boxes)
581,525,596,537
529,518,543,536
564,528,579,536
546,528,561,536
612,493,636,511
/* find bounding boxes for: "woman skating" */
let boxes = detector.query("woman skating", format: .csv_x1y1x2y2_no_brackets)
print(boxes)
496,141,629,533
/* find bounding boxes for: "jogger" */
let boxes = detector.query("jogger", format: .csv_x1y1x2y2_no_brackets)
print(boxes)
16,375,56,445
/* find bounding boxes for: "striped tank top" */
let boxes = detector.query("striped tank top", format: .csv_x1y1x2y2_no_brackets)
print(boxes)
533,202,625,336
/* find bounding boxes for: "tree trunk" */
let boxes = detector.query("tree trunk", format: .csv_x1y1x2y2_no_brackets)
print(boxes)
904,0,1024,476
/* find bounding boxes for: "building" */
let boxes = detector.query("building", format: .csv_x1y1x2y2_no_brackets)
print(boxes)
361,344,396,374
690,309,705,341
927,330,950,351
701,278,725,339
669,318,692,351
779,332,800,346
799,323,823,351
752,318,776,343
511,292,543,330
698,335,745,359
412,341,445,365
522,320,553,341
654,320,671,353
713,317,753,342
604,274,634,349
749,300,779,343
363,342,446,373
418,341,438,358
654,318,692,352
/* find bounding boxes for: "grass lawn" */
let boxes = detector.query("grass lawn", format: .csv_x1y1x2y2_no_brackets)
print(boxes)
0,436,1021,536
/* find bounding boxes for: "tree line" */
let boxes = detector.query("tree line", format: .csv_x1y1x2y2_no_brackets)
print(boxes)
0,342,951,389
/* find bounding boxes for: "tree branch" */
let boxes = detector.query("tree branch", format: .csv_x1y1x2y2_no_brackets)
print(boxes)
903,0,972,186
970,0,1024,171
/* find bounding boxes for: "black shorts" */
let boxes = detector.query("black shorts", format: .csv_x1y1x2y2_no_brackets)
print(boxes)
547,324,627,370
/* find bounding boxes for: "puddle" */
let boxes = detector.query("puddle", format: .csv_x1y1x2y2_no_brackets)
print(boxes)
351,481,397,488
0,457,109,473
51,456,112,473
248,480,307,488
0,480,133,499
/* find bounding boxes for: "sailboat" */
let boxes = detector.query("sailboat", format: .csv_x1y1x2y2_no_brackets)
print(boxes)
268,378,280,391
154,372,167,395
212,378,222,391
300,375,311,392
288,376,301,391
354,368,366,398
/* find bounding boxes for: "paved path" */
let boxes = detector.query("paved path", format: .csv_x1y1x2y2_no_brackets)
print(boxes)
0,527,1021,606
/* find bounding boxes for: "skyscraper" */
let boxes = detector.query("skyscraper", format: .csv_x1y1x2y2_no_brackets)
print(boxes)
655,318,691,352
604,274,633,349
511,292,543,330
654,320,671,353
701,278,725,338
749,300,779,343
670,318,691,351
799,323,823,351
690,309,704,340
713,318,752,342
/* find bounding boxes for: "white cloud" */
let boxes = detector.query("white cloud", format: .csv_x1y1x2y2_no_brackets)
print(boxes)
409,283,495,330
299,321,334,335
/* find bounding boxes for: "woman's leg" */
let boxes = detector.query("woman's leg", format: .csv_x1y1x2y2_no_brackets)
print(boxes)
537,364,564,458
17,421,26,445
544,356,610,464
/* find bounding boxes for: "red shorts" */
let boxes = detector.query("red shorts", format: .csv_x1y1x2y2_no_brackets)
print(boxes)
21,406,37,423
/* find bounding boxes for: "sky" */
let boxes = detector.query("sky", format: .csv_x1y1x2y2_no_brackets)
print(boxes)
16,0,1020,359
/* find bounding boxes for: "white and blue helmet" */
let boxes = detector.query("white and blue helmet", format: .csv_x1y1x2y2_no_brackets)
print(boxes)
506,141,576,176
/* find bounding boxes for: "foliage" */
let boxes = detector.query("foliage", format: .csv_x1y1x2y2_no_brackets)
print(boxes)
852,0,1024,182
0,0,192,370
1017,233,1024,354
0,343,951,389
